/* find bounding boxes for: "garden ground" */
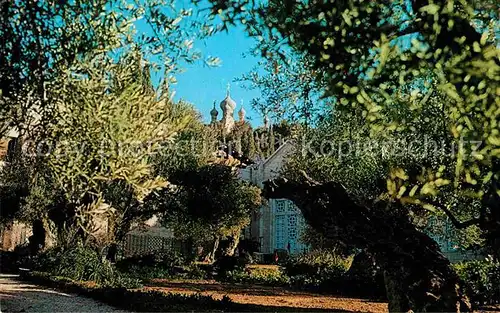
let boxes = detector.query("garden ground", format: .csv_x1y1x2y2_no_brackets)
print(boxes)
145,278,388,313
2,273,499,313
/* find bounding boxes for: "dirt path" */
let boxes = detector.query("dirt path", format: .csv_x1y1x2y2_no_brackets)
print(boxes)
0,274,128,313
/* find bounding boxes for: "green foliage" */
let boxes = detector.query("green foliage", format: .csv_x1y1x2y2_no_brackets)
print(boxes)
47,52,188,199
209,0,500,260
13,50,203,248
0,0,215,250
214,255,249,278
0,0,209,138
33,246,140,288
454,258,500,306
238,55,329,125
300,224,355,254
116,251,189,280
223,266,290,286
284,250,352,289
155,164,262,259
153,102,216,178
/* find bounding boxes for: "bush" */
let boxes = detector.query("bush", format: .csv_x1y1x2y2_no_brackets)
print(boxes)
115,251,207,280
184,263,211,279
119,264,173,280
0,250,21,273
214,255,248,279
454,258,500,306
223,266,290,286
116,251,185,270
33,246,140,288
284,250,352,290
274,249,290,264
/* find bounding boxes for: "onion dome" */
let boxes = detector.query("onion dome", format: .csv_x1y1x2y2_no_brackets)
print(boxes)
220,93,236,112
210,101,218,118
220,84,236,112
238,101,246,121
210,101,219,124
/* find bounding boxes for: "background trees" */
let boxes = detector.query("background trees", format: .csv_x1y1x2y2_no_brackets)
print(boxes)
1,51,202,250
238,55,327,126
153,164,262,262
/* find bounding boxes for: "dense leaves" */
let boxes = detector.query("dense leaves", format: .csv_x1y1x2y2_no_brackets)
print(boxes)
209,0,500,259
454,258,500,306
153,164,262,261
32,246,141,288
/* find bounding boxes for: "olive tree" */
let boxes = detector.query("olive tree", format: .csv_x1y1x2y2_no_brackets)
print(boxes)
206,0,499,311
151,164,262,262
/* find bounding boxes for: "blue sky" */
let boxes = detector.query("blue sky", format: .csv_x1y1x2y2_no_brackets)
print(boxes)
172,26,264,127
133,0,264,127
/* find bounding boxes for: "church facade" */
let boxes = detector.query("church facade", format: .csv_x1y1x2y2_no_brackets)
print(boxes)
238,142,309,255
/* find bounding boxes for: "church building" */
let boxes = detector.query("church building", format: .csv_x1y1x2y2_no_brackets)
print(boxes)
208,87,309,255
238,142,309,255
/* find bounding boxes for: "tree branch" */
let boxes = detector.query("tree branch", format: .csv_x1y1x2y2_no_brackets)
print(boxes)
426,200,480,229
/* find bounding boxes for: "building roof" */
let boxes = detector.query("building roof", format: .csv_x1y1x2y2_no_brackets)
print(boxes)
220,93,236,111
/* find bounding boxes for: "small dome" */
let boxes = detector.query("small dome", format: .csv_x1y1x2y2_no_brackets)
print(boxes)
210,101,218,117
238,106,246,121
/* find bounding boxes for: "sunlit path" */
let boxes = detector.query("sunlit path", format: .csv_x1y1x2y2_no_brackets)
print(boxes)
0,274,129,313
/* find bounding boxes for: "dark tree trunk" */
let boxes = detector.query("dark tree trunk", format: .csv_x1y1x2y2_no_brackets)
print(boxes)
28,220,46,256
263,176,471,312
106,243,118,263
384,270,409,312
376,220,468,312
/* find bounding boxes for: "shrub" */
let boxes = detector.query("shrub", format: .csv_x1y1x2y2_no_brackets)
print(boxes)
115,251,202,280
33,246,140,288
119,264,173,280
274,249,290,264
0,250,20,273
116,251,185,270
214,255,248,279
156,250,186,268
184,263,210,279
454,257,500,306
284,249,352,289
223,266,290,286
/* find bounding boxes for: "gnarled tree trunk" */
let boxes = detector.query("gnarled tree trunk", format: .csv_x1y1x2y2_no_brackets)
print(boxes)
204,236,220,263
221,232,241,257
375,219,468,312
263,176,470,312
